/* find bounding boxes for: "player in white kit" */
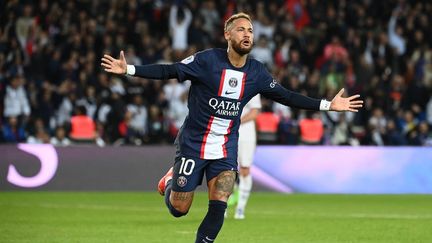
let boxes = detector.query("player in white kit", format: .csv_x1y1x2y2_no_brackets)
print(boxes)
234,94,261,219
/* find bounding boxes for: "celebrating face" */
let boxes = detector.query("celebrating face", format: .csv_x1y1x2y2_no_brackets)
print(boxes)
226,18,254,56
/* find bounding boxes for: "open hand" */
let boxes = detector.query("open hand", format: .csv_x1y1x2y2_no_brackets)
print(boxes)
101,51,127,74
330,88,363,112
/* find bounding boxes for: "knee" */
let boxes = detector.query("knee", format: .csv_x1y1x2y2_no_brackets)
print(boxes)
212,189,232,202
168,204,189,218
239,167,250,177
210,193,230,202
168,199,191,218
171,201,190,214
169,207,188,218
166,191,193,217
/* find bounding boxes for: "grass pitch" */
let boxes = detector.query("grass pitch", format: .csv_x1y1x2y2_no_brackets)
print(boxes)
0,192,431,242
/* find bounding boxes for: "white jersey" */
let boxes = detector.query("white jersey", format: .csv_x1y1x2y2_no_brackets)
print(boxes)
239,94,262,143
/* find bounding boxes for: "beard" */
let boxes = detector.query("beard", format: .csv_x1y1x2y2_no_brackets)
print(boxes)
231,39,253,56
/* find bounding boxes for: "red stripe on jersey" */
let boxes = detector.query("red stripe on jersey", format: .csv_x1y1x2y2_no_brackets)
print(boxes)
200,116,215,159
222,120,234,158
217,69,226,96
239,73,246,99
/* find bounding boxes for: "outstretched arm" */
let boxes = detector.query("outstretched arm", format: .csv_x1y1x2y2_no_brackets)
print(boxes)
258,64,363,112
169,5,178,29
259,79,362,112
101,51,178,80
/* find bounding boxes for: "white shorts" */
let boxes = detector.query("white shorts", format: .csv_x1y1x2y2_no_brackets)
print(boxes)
237,140,256,168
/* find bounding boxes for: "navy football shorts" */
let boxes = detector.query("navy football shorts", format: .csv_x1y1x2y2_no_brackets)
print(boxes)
170,154,238,192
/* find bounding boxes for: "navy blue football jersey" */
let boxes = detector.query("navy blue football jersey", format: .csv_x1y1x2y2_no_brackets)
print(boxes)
172,48,320,162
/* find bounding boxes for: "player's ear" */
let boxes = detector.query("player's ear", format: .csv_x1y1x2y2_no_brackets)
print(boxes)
224,31,230,41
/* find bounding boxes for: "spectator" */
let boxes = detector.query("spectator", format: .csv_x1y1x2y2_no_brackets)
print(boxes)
56,92,76,128
188,16,211,49
366,107,387,146
50,126,71,147
384,119,406,146
125,46,142,66
163,78,188,107
199,0,220,38
324,36,348,63
69,105,96,141
388,8,406,56
169,4,192,54
417,122,432,146
256,110,280,144
125,95,148,145
147,105,167,144
199,1,219,40
299,111,324,145
3,75,31,120
330,113,352,145
368,108,387,133
427,96,432,126
287,50,306,83
27,128,50,144
167,91,188,138
1,116,26,143
400,110,417,135
274,104,297,145
15,5,35,50
373,33,394,67
250,35,274,69
36,88,55,130
252,3,275,42
105,91,126,143
389,75,405,112
76,86,97,120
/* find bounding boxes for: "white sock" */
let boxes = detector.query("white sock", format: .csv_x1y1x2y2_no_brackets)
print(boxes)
236,174,252,213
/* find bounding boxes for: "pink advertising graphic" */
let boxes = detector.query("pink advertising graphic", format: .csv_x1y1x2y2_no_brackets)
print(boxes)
7,144,58,188
2,145,431,193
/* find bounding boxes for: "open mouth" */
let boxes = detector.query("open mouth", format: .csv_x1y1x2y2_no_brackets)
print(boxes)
242,40,251,46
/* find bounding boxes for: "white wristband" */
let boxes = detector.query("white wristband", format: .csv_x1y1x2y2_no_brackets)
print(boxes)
126,65,136,75
320,100,331,111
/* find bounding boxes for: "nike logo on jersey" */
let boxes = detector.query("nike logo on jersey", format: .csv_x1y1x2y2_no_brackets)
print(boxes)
225,90,236,95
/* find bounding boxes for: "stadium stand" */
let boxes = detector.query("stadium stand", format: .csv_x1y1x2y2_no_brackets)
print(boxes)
1,0,431,146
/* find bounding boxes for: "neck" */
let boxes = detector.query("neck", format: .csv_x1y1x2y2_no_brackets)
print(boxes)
227,47,247,68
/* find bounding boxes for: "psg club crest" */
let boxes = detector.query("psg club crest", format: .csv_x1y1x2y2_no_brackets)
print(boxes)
229,77,238,88
177,176,187,187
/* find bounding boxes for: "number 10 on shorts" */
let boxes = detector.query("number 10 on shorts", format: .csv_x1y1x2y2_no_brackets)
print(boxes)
179,157,195,175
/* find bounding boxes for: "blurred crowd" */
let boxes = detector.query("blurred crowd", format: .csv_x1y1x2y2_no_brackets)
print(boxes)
1,0,431,146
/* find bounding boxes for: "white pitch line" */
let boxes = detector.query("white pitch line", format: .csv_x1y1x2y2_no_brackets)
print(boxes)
0,202,166,212
3,203,431,220
175,231,194,235
246,210,432,220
